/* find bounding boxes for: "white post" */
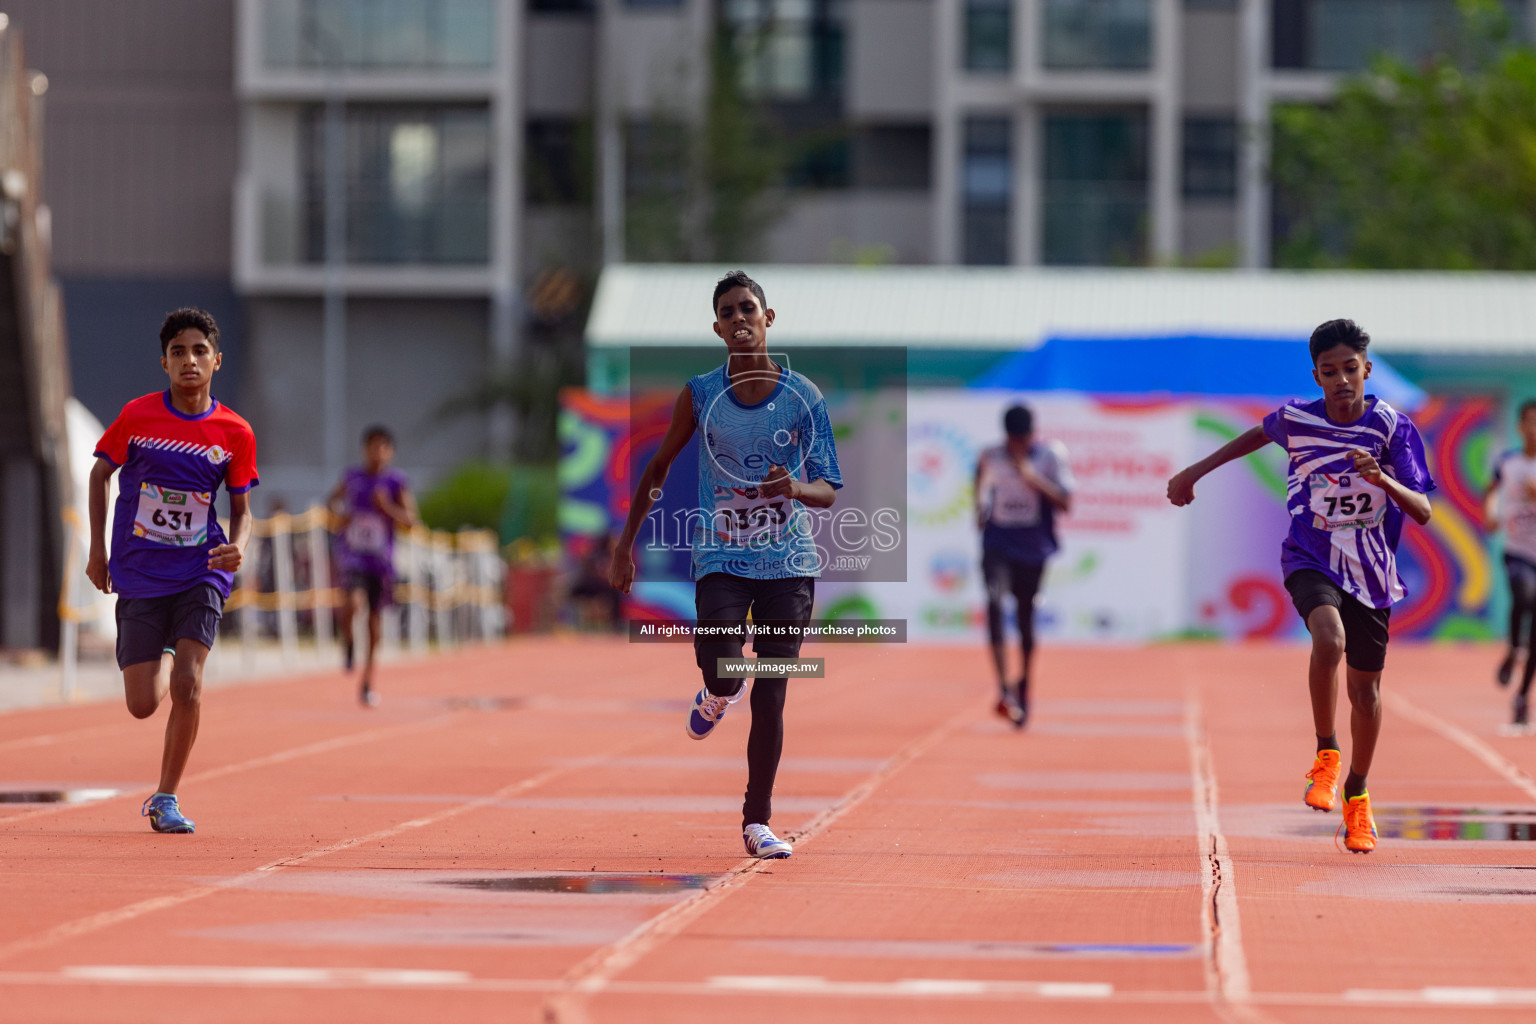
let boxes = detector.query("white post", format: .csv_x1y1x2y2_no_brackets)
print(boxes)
432,532,455,648
58,576,77,702
405,528,429,655
307,511,333,653
272,515,299,667
239,551,260,672
1238,0,1270,268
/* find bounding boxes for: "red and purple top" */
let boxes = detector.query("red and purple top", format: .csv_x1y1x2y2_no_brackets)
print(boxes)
94,391,259,600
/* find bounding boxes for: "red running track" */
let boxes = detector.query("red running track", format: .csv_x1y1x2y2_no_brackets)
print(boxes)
1,638,1535,1022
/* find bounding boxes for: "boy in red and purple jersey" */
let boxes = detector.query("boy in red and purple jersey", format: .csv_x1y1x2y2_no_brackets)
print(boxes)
327,426,415,706
86,307,258,834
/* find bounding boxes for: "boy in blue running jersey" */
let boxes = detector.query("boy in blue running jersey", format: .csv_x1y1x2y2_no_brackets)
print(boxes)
86,308,259,834
1167,320,1433,853
610,271,842,860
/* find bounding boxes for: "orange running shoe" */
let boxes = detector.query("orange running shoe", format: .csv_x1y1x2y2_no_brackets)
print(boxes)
1303,749,1342,812
1340,791,1377,853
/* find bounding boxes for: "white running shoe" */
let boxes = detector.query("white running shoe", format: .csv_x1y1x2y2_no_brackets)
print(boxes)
743,823,793,859
686,684,744,740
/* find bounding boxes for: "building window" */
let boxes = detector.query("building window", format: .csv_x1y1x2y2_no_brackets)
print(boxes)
964,0,1012,72
963,117,1011,265
1042,0,1152,70
1182,117,1237,199
722,0,845,103
1271,0,1469,70
301,105,491,264
853,125,931,190
263,0,496,70
1042,110,1148,265
527,119,589,205
787,136,852,189
530,0,594,11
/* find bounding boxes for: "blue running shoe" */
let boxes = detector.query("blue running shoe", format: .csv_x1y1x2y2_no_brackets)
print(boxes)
686,684,744,740
142,793,195,834
743,823,792,859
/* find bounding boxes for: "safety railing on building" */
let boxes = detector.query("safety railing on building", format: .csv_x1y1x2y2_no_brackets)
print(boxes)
57,505,507,700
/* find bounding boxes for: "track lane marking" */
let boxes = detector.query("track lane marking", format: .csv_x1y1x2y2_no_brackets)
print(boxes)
544,702,977,1022
0,714,458,826
0,736,657,964
1386,692,1536,802
10,969,1536,1009
0,722,135,755
1184,689,1276,1024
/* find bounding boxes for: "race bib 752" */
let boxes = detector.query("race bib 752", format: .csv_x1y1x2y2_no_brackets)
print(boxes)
1308,472,1386,531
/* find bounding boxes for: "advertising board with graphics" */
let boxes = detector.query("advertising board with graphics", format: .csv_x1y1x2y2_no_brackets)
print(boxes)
896,391,1194,643
560,386,1497,641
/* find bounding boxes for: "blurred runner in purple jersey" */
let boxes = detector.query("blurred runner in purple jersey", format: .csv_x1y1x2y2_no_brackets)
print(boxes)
327,426,417,706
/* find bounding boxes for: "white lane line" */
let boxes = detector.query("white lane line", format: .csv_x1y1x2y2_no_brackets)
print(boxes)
1386,692,1536,802
0,714,458,826
1346,987,1536,1006
62,966,471,987
1184,690,1274,1024
0,737,655,964
0,723,133,755
707,976,1113,998
545,702,977,1022
8,971,1536,1009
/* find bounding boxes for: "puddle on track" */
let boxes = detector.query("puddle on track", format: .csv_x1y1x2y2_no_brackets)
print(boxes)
1295,806,1536,841
439,697,525,712
0,788,121,804
436,873,716,895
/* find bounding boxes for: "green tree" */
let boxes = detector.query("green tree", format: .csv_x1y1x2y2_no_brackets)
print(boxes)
625,18,786,262
1271,0,1536,269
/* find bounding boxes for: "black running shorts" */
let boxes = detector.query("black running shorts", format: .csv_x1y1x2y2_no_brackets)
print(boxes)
1284,569,1391,673
115,584,225,670
345,570,390,611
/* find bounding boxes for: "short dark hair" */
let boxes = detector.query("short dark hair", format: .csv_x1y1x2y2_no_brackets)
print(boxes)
1519,400,1536,421
1003,404,1033,438
1309,318,1369,363
362,425,394,446
712,270,766,314
159,307,220,354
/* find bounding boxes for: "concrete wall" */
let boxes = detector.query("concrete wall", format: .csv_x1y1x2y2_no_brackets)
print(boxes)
764,190,934,264
243,296,492,508
847,0,934,119
525,15,596,116
4,0,238,277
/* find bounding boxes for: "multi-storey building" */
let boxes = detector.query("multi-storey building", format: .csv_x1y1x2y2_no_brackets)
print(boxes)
11,0,1527,506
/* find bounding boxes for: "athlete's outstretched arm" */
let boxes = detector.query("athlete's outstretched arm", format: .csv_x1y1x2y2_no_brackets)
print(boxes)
86,457,116,593
1017,459,1071,513
209,491,253,572
1166,425,1270,506
1483,477,1501,532
374,483,418,529
610,386,697,594
1350,448,1432,525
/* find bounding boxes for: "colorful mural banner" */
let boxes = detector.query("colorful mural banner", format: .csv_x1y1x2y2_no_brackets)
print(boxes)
559,387,1499,642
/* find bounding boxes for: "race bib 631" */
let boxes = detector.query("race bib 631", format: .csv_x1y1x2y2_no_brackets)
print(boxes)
133,483,210,546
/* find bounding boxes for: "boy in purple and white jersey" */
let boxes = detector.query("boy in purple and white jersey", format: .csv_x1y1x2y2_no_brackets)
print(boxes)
327,426,416,706
1167,320,1434,854
1482,399,1536,726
